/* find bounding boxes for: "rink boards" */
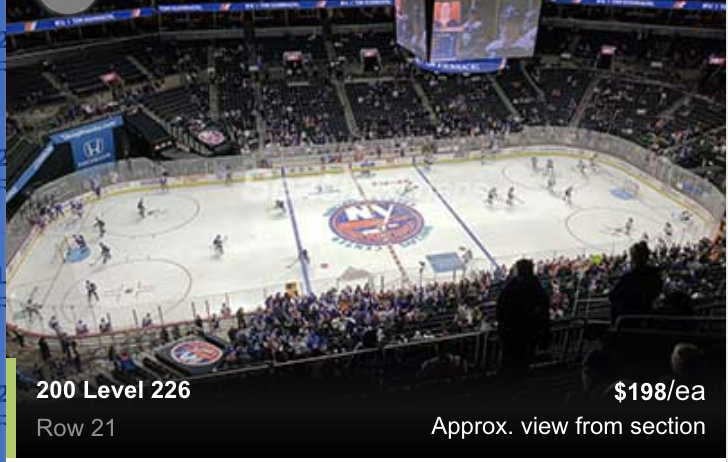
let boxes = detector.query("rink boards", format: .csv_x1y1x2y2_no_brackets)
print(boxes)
8,146,714,332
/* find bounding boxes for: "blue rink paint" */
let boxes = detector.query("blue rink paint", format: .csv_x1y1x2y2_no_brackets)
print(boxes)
64,246,92,264
611,188,637,200
281,169,313,296
414,166,499,269
1,4,7,457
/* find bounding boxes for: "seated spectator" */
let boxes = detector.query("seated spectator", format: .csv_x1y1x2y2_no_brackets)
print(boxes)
116,352,136,372
662,343,703,387
160,327,170,344
419,344,467,382
38,337,51,362
609,241,663,324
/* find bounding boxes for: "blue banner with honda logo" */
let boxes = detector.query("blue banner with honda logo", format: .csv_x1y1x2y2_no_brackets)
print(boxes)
50,116,124,171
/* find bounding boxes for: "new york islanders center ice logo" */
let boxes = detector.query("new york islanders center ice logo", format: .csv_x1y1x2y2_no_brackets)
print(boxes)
329,200,425,248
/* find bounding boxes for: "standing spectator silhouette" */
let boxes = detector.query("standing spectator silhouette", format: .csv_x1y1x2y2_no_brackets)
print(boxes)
496,259,550,378
38,337,51,362
609,241,663,324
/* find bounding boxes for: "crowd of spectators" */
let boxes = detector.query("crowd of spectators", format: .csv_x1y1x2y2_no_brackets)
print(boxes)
5,19,725,216
529,66,594,126
15,233,722,396
261,79,351,146
580,78,682,146
215,44,260,150
416,72,513,138
346,80,435,140
672,132,726,189
8,64,64,113
6,2,724,419
167,236,725,370
496,64,544,125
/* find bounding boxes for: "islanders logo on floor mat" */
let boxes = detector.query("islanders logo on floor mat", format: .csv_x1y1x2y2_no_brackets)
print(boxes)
327,200,428,249
170,340,223,367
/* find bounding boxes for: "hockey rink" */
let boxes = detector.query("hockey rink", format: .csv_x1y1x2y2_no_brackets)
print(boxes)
7,153,718,335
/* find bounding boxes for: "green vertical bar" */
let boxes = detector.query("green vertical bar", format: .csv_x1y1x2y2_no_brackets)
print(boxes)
6,359,16,458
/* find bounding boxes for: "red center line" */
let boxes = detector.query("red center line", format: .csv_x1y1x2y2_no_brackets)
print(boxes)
349,169,412,287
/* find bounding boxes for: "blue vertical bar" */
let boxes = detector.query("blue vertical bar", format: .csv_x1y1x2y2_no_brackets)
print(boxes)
281,169,313,296
415,166,499,269
2,0,8,456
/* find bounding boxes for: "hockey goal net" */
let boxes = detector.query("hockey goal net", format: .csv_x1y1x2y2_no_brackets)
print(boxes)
621,179,640,199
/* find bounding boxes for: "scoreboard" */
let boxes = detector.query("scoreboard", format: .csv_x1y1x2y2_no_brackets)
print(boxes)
396,0,543,66
395,0,429,59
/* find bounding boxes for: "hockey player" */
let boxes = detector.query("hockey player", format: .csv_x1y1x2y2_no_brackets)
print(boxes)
94,217,106,238
300,248,310,266
86,280,99,303
547,175,556,192
577,160,587,175
225,165,234,186
461,248,473,265
624,217,634,235
100,242,112,264
76,320,89,336
664,222,673,239
546,158,554,175
53,202,65,218
73,234,88,252
641,232,650,243
99,317,112,333
590,153,599,171
487,187,498,206
274,199,286,213
22,297,42,323
531,157,538,172
71,200,84,219
506,187,516,206
137,198,146,219
213,235,225,255
423,155,435,171
563,185,574,204
49,316,62,335
160,171,170,192
91,179,102,199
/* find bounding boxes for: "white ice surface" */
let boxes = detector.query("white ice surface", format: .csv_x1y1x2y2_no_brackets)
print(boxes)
7,156,716,335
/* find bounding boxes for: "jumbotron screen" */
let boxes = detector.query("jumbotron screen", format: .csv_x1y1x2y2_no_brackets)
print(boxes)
395,0,429,59
431,0,542,62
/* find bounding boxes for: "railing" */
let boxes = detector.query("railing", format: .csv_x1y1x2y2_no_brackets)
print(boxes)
159,318,587,386
6,242,616,338
14,317,596,398
507,127,726,222
614,314,726,334
6,127,725,337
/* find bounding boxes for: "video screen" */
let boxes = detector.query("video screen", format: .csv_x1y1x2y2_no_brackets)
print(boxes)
430,0,543,62
395,0,428,59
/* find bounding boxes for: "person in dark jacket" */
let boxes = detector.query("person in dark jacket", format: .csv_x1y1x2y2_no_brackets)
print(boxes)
609,241,663,325
496,259,550,378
